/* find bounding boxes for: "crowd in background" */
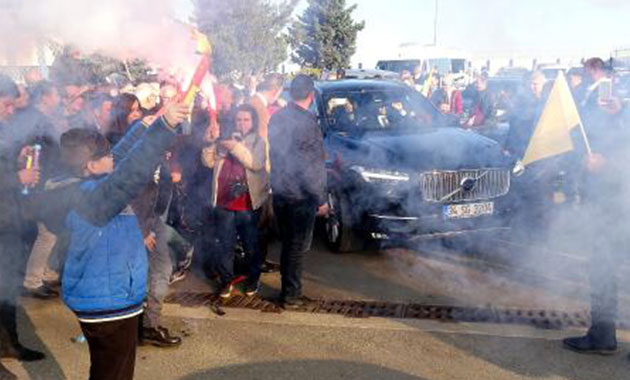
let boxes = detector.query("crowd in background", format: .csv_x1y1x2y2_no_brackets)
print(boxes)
406,57,630,361
0,48,326,379
1,49,630,379
400,58,629,135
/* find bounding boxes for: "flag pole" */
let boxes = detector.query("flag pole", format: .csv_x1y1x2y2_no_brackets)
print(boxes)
565,70,593,156
577,121,593,155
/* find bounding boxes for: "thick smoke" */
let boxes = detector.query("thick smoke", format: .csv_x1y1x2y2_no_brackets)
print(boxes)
0,0,197,70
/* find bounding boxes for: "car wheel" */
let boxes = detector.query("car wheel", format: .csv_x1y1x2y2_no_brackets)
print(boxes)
325,190,364,253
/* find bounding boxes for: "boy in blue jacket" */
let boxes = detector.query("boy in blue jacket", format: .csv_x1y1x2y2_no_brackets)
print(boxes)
53,102,189,380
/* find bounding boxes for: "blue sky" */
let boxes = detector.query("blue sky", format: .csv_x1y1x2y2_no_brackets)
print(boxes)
178,0,630,67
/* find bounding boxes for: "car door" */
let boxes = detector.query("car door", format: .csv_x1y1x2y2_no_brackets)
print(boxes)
318,90,369,181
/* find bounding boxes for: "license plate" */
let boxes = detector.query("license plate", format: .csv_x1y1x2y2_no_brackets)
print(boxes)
443,202,494,219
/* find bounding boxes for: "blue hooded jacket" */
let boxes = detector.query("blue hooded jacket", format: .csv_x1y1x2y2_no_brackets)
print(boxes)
62,185,148,320
55,117,176,321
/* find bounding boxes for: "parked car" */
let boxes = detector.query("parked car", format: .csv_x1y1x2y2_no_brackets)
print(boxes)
314,79,513,252
536,64,568,80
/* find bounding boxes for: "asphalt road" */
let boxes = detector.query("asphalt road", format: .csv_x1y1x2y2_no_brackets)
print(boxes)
4,232,630,379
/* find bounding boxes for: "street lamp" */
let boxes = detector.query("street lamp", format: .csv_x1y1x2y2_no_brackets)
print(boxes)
433,0,439,46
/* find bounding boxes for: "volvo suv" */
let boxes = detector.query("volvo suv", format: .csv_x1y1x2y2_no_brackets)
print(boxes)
315,80,512,252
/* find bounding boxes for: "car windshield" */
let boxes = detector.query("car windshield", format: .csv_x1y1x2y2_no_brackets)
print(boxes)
323,88,439,132
451,58,467,73
427,58,451,74
376,60,420,73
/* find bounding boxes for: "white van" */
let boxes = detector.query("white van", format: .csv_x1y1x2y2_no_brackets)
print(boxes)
376,45,469,73
376,57,468,76
376,45,471,86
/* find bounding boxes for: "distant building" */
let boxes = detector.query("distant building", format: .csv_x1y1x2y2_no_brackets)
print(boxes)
0,0,56,82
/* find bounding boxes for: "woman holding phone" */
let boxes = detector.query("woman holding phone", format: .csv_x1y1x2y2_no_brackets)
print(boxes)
201,104,269,298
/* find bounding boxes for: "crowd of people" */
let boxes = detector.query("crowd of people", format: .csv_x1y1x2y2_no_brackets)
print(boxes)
402,57,630,361
459,58,628,360
0,50,327,379
0,51,629,379
400,58,629,135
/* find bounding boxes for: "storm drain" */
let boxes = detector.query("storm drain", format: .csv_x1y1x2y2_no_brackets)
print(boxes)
163,292,627,330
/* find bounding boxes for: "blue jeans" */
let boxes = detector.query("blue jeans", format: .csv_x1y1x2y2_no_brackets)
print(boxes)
213,208,261,285
273,195,317,301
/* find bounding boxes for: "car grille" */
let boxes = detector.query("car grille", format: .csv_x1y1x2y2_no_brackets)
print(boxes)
420,169,510,203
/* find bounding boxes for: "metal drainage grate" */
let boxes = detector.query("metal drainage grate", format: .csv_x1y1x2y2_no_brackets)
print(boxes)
165,292,283,314
166,292,630,330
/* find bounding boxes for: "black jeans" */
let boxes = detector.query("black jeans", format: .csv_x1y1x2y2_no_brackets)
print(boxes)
273,195,317,301
0,233,26,354
213,207,261,285
582,202,621,326
0,302,20,355
257,197,275,263
80,315,139,380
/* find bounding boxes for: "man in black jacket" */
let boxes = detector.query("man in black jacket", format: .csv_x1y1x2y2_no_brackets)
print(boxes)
13,81,65,299
268,75,328,309
0,74,45,380
562,58,627,357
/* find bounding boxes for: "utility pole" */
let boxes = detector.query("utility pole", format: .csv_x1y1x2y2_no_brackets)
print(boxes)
433,0,439,46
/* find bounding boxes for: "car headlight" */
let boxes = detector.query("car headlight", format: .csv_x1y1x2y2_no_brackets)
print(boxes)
512,160,525,177
350,165,410,183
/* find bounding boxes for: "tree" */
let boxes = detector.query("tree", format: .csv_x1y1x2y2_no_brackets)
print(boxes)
289,0,364,70
194,0,298,77
49,45,153,86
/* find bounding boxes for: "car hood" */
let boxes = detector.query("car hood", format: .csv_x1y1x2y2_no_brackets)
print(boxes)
345,127,508,171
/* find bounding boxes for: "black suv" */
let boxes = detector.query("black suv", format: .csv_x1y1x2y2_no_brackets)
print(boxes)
314,80,512,252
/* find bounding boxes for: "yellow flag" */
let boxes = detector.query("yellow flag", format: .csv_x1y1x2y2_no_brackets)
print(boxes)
421,67,436,97
191,28,212,55
522,72,583,166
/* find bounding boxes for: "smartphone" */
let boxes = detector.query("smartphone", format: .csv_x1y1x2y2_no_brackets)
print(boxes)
598,79,612,102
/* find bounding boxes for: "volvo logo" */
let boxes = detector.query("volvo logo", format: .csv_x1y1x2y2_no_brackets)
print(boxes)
460,177,477,192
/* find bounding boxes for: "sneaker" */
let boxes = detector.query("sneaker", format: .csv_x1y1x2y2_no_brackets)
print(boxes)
179,247,194,271
168,268,188,285
218,275,247,298
244,281,260,296
219,282,234,298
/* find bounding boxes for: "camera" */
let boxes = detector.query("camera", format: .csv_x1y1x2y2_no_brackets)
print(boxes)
231,131,243,141
229,181,248,200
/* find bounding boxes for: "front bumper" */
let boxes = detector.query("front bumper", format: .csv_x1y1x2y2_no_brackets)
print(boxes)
364,212,510,241
348,184,512,240
360,206,508,239
338,166,513,241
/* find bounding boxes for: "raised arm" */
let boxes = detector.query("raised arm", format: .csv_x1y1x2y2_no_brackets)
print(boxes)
74,103,190,226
